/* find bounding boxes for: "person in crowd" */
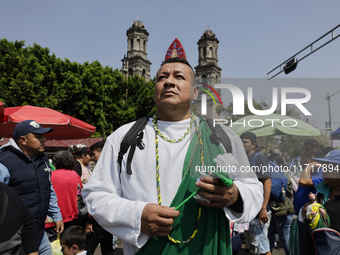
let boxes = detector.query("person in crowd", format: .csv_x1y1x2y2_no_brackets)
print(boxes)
303,139,319,149
293,145,325,244
241,131,272,255
299,149,340,255
82,49,263,255
84,141,116,255
315,149,340,232
267,154,295,255
60,225,87,255
0,183,39,255
69,144,92,185
294,145,324,214
0,120,63,254
45,151,83,241
89,141,104,164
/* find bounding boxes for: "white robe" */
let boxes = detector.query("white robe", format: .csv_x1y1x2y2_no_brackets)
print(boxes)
82,118,263,255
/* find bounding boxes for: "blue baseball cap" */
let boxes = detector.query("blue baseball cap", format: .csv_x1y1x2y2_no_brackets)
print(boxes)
13,120,53,140
314,149,340,164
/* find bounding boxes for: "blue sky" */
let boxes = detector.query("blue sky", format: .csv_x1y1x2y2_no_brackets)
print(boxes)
1,0,340,146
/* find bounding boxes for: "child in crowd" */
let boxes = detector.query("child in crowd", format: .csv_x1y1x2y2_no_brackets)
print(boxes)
60,226,87,255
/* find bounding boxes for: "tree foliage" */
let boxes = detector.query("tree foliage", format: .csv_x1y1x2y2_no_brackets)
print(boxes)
0,39,156,137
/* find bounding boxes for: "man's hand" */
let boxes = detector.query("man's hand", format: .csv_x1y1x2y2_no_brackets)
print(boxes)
258,208,268,226
54,220,64,234
299,161,319,187
85,223,94,235
195,176,239,208
141,203,180,237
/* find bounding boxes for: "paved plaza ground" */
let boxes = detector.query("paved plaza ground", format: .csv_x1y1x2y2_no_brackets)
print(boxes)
93,238,286,255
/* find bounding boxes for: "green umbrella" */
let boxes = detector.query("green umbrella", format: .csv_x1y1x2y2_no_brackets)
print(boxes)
229,113,321,137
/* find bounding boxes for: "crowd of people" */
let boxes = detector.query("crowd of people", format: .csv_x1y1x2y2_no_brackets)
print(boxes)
1,49,340,255
233,134,340,255
0,120,117,255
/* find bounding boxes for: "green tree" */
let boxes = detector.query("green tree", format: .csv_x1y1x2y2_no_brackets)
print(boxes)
0,39,156,137
0,39,60,108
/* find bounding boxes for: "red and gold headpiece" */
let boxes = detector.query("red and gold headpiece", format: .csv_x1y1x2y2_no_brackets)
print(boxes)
164,38,187,61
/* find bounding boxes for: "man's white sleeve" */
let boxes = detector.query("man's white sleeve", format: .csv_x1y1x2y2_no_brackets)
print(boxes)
220,126,263,223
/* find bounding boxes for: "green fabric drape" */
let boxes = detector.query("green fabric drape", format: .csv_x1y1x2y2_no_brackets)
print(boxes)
136,119,232,255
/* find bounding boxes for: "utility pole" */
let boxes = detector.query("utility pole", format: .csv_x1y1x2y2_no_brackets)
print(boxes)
326,90,340,147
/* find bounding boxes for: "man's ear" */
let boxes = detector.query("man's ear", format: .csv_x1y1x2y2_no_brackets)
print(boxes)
18,136,27,146
193,86,199,101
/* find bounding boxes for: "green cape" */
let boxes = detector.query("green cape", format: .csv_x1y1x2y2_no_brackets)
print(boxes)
136,119,232,255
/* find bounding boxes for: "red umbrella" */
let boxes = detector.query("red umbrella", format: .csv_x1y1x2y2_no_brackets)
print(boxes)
0,105,96,140
0,101,4,115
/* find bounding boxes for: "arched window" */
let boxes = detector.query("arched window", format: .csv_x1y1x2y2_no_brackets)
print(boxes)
136,39,140,50
142,69,146,79
203,47,206,58
202,74,207,78
144,41,146,52
209,47,213,58
128,67,133,77
130,39,134,51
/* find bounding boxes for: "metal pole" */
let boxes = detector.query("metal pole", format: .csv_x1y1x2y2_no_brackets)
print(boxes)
326,90,340,147
326,92,333,147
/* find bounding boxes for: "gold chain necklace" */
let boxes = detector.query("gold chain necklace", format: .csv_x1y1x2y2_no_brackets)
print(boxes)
152,114,193,143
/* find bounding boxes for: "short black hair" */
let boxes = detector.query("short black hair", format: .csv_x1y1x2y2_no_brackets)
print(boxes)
60,226,86,250
161,57,193,71
90,141,105,152
53,151,74,170
304,139,319,148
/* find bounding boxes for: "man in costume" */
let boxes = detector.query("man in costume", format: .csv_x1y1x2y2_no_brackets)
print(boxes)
0,120,63,255
83,39,263,255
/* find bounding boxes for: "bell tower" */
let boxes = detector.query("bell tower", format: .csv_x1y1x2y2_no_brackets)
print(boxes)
194,29,222,119
121,20,151,81
195,29,221,83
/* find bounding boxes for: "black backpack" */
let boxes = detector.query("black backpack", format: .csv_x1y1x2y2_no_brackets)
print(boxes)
117,117,232,175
